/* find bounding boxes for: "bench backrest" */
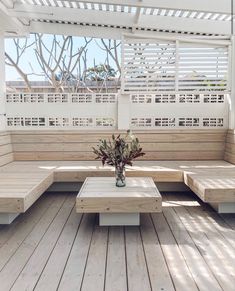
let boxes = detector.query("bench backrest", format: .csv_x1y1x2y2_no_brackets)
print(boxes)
224,129,235,163
0,131,14,166
10,129,226,161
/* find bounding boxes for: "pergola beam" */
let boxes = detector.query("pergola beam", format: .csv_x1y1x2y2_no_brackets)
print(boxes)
1,0,14,8
28,21,231,42
0,1,25,33
74,0,232,15
28,21,128,39
10,4,232,35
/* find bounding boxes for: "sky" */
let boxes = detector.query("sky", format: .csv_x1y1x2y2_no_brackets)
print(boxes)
5,34,120,81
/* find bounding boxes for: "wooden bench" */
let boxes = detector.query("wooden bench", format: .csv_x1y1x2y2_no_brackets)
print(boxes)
0,129,235,223
0,160,235,223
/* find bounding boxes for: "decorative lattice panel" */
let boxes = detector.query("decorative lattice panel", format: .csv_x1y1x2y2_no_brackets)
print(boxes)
131,117,224,129
47,94,69,103
130,93,228,129
72,117,93,127
71,94,92,103
7,117,46,127
6,93,45,103
6,93,117,129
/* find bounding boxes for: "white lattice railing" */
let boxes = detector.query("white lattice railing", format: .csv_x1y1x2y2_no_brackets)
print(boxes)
6,93,117,129
130,93,229,129
5,92,229,130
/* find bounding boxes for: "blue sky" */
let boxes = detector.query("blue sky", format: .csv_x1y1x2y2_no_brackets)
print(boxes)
5,34,120,81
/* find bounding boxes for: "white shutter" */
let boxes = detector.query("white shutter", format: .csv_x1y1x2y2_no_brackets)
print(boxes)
122,38,176,93
121,37,229,94
178,43,228,92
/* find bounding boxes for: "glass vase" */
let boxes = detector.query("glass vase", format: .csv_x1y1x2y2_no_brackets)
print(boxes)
115,166,126,187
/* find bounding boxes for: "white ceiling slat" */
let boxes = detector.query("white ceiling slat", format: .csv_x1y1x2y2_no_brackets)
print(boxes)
66,0,232,15
139,13,231,35
178,11,185,17
149,8,154,15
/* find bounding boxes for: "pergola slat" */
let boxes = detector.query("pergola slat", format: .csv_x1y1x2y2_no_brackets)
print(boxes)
50,0,232,15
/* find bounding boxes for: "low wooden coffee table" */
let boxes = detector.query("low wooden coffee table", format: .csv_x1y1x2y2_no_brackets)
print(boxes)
76,177,162,226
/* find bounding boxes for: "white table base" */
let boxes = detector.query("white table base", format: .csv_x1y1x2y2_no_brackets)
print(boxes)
99,213,140,226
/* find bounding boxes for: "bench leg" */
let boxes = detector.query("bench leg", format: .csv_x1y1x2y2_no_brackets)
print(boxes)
210,203,235,214
99,213,140,226
0,213,19,224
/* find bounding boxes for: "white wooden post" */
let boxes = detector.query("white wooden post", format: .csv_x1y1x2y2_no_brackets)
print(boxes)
230,1,235,128
230,37,235,129
0,31,6,131
117,91,130,130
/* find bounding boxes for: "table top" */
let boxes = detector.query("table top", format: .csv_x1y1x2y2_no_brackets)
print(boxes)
78,177,161,198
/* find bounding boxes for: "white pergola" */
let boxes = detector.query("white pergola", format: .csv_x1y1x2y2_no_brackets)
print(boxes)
0,0,235,130
0,0,235,37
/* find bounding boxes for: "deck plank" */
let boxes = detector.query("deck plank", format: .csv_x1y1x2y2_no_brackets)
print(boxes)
125,226,151,291
58,214,95,291
174,204,235,290
105,226,127,291
0,194,66,290
151,212,198,291
163,207,222,291
10,195,75,291
34,209,82,290
80,223,108,291
0,195,53,248
140,214,175,291
0,194,55,270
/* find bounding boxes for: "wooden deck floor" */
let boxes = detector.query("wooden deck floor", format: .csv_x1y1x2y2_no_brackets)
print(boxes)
0,191,234,291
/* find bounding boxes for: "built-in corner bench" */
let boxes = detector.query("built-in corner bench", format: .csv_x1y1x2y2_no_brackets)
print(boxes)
0,160,235,224
1,129,235,224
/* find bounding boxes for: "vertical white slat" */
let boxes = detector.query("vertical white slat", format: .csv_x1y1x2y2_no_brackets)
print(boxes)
120,34,125,94
227,44,232,92
175,40,179,92
0,31,6,130
229,35,235,129
117,90,130,130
